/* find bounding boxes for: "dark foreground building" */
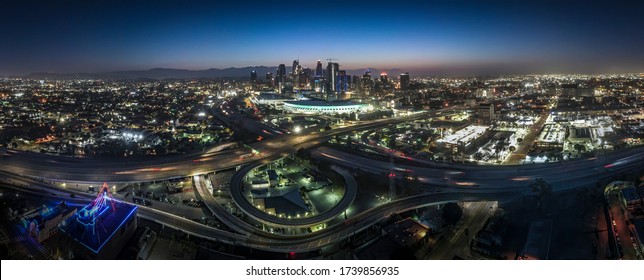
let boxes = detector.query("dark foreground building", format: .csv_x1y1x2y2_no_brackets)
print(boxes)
60,183,137,259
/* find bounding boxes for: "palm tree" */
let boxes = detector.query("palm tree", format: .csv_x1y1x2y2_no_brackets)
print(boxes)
574,143,585,154
387,136,396,149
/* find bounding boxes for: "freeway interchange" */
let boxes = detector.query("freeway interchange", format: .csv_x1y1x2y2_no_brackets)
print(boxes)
1,108,643,254
0,110,444,182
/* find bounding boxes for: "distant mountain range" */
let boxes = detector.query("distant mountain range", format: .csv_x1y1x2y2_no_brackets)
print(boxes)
26,66,406,80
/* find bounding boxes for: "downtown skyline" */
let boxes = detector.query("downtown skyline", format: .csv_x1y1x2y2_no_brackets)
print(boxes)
1,0,644,76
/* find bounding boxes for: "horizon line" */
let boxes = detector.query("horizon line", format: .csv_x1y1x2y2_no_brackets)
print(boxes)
2,64,644,78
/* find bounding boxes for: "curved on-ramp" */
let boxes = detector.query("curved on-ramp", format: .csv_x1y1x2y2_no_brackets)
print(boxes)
229,162,357,228
0,168,625,254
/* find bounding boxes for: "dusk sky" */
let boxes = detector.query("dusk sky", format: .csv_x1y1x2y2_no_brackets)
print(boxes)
1,0,643,75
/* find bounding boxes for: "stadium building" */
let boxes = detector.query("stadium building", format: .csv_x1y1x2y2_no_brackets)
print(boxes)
282,100,371,115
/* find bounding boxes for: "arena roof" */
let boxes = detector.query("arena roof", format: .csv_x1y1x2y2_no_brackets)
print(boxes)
283,100,367,107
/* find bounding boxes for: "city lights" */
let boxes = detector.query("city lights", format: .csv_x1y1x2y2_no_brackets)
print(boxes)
1,0,643,269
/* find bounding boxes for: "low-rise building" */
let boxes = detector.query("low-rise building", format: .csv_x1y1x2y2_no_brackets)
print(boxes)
535,123,565,150
621,186,642,212
381,217,429,248
470,216,506,258
478,103,495,122
520,220,552,260
631,218,644,256
59,183,138,259
438,125,489,153
20,202,77,243
135,227,157,260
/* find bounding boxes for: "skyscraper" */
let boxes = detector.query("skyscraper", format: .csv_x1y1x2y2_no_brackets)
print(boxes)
292,60,302,88
337,70,348,93
265,72,273,86
399,72,410,90
315,60,323,77
250,71,257,83
380,72,388,84
352,75,361,90
300,67,311,89
362,69,373,94
277,64,286,93
292,60,299,76
326,62,339,93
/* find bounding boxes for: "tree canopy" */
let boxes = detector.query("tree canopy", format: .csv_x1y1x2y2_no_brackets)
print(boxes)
442,202,463,225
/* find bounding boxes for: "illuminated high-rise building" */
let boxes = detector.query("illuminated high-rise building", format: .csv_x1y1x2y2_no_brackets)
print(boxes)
300,67,312,89
250,70,257,83
315,60,323,77
292,60,303,88
326,62,339,93
399,72,410,90
380,72,388,84
277,64,286,93
265,72,273,86
336,70,348,93
361,69,373,94
352,75,361,90
292,60,299,75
